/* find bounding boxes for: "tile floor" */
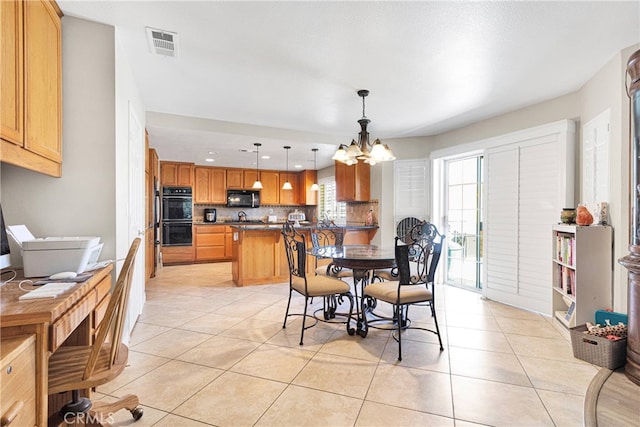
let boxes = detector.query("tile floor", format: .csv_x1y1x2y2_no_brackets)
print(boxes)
96,262,600,426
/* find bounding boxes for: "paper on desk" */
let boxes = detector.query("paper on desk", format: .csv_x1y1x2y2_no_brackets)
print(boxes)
6,224,35,248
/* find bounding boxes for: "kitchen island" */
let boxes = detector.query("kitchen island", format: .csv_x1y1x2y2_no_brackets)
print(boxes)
230,223,378,286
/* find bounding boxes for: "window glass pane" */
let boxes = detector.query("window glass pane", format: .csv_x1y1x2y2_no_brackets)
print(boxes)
462,183,477,209
448,161,463,185
462,158,477,183
448,186,462,210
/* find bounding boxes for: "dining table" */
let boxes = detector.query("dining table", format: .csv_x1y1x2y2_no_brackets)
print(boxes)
307,244,396,337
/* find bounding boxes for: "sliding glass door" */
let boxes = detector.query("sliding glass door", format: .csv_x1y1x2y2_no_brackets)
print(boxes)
445,156,483,290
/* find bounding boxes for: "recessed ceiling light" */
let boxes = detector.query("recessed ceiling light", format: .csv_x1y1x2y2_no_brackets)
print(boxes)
208,151,217,155
262,155,270,159
294,164,302,169
205,158,214,162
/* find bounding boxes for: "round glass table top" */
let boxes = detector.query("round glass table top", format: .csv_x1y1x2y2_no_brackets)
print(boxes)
308,244,395,262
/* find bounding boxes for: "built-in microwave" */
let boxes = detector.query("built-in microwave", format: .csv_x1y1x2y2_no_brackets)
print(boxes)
227,190,260,208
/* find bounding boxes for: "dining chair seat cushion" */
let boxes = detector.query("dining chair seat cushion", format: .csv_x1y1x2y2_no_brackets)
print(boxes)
315,265,352,278
364,281,433,305
292,275,351,297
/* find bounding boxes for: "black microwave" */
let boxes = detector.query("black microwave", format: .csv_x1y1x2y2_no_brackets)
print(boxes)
227,190,260,208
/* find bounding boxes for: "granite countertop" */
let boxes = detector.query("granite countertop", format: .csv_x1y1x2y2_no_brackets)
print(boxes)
227,223,378,230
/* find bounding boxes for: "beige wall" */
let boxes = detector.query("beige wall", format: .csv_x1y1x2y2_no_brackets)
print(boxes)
375,43,640,313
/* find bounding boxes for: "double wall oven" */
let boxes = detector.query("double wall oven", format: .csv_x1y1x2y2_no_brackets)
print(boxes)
162,186,193,246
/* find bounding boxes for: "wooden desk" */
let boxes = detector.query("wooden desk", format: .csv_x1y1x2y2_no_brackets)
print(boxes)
0,265,114,426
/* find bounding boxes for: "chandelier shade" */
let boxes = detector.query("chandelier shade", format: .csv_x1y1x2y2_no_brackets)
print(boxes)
332,89,395,166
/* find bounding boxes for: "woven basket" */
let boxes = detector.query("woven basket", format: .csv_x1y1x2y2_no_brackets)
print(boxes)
570,324,627,369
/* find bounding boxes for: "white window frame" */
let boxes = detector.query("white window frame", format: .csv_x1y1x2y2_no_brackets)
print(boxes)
318,177,346,222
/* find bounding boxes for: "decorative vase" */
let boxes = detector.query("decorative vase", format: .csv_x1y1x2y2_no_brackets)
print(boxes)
561,208,576,224
576,204,594,226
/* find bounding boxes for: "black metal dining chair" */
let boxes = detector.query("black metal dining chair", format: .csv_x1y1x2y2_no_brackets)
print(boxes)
373,217,425,282
363,222,444,360
281,222,355,345
310,225,352,280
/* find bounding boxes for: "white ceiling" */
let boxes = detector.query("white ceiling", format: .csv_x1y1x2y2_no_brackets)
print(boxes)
57,1,639,170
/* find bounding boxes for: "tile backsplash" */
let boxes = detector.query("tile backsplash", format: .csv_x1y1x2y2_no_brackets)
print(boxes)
194,205,317,223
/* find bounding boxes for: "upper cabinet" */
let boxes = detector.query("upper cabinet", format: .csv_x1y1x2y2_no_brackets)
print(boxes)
226,169,244,189
335,161,370,202
1,0,62,177
160,161,194,187
279,172,298,206
260,171,280,205
299,170,318,206
194,166,226,204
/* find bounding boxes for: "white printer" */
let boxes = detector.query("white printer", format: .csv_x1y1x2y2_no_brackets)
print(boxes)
6,225,104,277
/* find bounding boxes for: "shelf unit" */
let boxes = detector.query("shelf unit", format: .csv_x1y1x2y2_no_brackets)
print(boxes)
551,224,612,331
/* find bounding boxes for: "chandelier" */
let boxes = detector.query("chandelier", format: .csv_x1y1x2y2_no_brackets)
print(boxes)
332,89,396,166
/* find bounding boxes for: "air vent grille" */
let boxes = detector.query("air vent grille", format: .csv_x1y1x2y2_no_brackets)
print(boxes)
146,27,178,57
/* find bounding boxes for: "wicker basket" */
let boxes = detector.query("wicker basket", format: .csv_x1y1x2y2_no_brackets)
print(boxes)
570,324,627,369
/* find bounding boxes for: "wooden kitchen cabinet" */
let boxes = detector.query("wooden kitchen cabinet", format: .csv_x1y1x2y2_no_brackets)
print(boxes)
194,166,226,203
279,171,298,206
226,168,244,188
162,245,194,264
335,161,370,202
1,0,62,177
244,170,258,188
1,335,36,427
298,170,318,205
161,161,194,187
195,225,230,261
260,171,280,205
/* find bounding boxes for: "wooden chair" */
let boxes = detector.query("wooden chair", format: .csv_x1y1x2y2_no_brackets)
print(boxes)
309,225,352,279
282,222,355,345
48,237,143,425
363,223,444,360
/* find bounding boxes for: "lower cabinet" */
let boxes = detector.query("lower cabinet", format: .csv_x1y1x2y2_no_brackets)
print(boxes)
0,335,36,427
162,245,194,264
195,225,232,262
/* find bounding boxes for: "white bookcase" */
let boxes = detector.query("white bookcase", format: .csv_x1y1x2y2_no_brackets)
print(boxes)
552,224,612,331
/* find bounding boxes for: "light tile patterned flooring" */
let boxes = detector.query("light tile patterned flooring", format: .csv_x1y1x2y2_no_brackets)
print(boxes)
95,262,600,426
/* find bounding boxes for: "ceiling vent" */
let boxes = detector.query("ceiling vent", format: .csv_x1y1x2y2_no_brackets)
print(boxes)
146,27,178,57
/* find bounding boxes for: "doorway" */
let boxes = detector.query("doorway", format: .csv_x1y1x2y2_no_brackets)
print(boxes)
445,156,483,290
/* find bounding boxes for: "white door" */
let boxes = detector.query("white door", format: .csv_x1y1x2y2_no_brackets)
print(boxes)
123,102,146,342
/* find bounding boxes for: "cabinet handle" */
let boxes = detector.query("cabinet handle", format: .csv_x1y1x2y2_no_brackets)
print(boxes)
0,400,24,426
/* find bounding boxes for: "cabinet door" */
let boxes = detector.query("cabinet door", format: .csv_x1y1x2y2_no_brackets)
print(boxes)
335,161,355,201
279,172,297,206
24,0,62,162
194,167,212,203
227,169,244,188
1,0,23,145
244,170,258,188
336,161,370,202
299,170,318,205
210,168,227,203
177,164,194,186
260,171,279,205
160,162,178,186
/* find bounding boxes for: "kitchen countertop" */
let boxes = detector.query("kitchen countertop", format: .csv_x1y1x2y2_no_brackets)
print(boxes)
193,221,378,230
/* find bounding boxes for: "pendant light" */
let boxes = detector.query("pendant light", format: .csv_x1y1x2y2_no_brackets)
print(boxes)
252,143,263,189
310,148,319,191
282,146,293,190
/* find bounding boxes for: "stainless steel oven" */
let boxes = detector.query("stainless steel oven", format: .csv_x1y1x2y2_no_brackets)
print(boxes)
162,221,193,246
162,186,193,246
162,187,193,221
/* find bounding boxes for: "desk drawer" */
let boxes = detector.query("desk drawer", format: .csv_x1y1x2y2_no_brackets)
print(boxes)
1,335,36,427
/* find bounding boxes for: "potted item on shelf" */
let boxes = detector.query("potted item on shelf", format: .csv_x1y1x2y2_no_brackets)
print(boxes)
561,208,576,224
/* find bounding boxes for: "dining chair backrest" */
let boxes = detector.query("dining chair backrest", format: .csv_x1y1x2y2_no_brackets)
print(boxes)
397,222,444,286
282,221,307,280
310,225,344,249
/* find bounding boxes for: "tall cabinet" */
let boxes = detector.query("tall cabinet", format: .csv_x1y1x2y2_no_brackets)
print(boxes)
551,224,612,331
1,0,62,177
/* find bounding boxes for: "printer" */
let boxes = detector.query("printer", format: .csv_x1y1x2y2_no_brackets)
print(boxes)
6,225,104,277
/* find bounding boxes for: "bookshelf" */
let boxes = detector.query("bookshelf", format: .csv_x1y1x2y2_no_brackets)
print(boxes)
552,224,612,332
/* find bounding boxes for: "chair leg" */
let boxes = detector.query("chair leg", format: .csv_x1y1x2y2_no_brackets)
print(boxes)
283,289,293,329
397,304,403,361
300,296,309,345
431,301,444,351
90,394,143,424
